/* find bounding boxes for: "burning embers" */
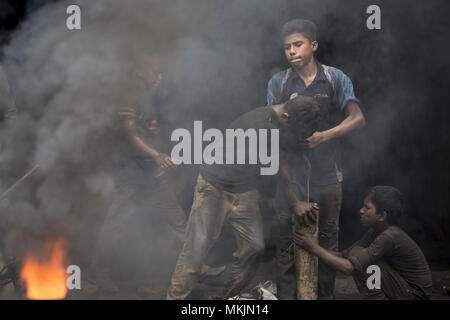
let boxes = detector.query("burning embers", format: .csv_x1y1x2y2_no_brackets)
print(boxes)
20,238,68,300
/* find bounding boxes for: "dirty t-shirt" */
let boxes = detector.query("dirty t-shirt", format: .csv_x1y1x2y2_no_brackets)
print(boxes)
346,226,432,295
200,107,282,194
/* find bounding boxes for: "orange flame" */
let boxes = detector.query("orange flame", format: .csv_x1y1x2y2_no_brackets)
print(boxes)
20,238,68,300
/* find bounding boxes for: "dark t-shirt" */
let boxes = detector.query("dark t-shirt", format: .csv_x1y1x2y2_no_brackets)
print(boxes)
267,63,360,186
200,107,282,194
345,226,432,295
281,64,342,186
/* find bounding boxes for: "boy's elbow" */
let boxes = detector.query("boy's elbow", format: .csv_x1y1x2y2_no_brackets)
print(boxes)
345,102,365,130
358,114,366,128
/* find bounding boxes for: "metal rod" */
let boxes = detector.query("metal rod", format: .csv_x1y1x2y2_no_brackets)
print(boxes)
0,164,40,200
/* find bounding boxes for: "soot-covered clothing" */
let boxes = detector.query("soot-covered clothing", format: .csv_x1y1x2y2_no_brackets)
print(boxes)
268,63,357,299
267,63,360,186
345,226,432,296
200,106,283,195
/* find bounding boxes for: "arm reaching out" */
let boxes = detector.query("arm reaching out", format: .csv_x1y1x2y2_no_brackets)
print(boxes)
294,230,354,275
123,118,175,171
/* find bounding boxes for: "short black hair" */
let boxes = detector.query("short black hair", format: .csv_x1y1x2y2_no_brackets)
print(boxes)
284,95,321,139
281,19,318,42
366,186,405,225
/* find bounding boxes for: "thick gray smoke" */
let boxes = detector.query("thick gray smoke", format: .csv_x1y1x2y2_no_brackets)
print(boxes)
0,0,448,299
0,0,215,298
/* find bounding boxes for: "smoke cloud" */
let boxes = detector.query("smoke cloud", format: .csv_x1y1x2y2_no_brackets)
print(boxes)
0,0,448,298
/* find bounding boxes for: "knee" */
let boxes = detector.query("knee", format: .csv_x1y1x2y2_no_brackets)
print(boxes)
238,234,265,260
249,238,265,257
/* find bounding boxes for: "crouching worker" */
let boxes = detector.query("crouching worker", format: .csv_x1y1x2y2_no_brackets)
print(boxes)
294,186,432,300
166,96,322,300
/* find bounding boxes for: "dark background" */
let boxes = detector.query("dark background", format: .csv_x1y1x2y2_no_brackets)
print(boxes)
1,0,450,267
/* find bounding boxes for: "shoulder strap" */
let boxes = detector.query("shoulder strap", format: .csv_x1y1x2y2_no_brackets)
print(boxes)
281,66,335,96
321,64,334,90
279,68,292,98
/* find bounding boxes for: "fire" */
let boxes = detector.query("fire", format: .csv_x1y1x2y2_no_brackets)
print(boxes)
20,238,68,300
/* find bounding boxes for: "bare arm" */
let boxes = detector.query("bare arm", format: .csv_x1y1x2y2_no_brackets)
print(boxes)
123,119,175,170
311,245,354,275
307,101,365,148
330,251,343,257
294,231,354,275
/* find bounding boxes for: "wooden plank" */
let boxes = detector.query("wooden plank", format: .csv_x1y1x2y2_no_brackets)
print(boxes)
294,218,318,300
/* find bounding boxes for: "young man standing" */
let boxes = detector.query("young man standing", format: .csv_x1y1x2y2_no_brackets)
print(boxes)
294,186,432,300
267,19,366,299
167,95,321,300
89,53,189,293
90,52,227,295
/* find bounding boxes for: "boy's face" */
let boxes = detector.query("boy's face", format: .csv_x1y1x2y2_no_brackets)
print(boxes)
283,33,318,69
137,55,162,90
359,197,384,227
